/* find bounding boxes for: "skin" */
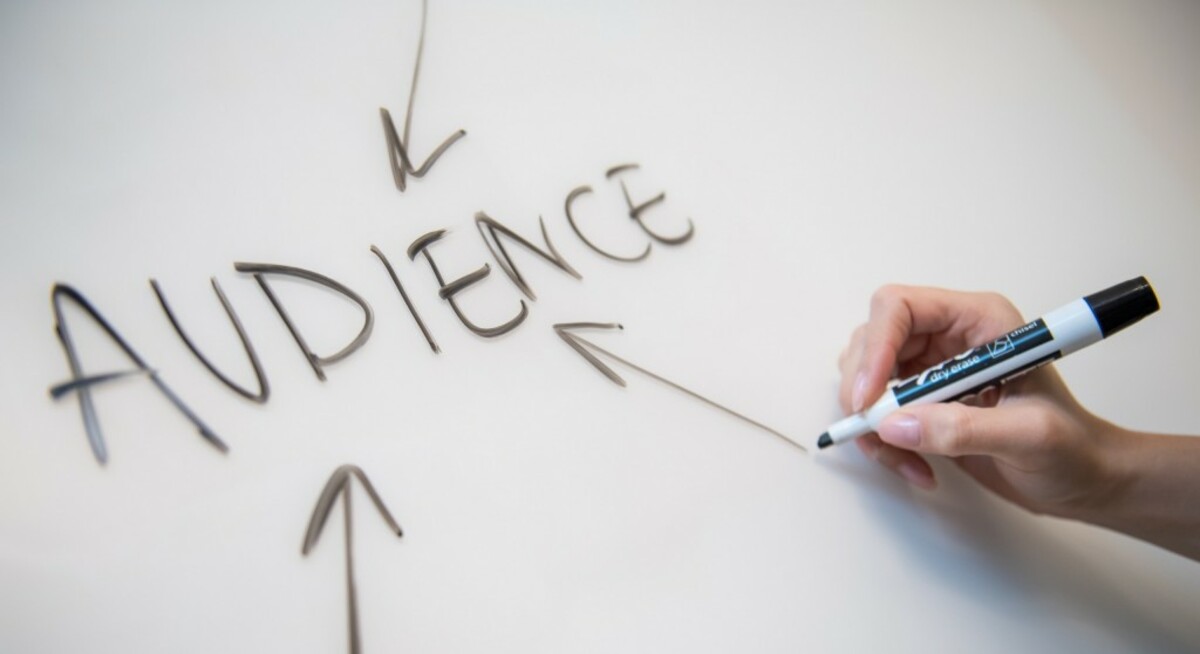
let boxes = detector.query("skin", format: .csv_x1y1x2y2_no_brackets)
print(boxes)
839,285,1200,561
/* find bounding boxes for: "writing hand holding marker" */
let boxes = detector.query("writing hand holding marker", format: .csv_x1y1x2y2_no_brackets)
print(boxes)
830,280,1200,562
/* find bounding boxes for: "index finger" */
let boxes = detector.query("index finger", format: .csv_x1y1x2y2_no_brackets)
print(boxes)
853,285,1008,412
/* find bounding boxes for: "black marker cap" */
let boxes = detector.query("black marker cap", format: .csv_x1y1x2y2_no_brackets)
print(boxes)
1083,276,1159,338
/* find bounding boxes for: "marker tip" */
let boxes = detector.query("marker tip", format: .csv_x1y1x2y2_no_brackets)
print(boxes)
817,432,833,450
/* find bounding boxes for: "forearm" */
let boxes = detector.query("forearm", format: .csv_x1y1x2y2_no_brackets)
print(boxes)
1084,426,1200,561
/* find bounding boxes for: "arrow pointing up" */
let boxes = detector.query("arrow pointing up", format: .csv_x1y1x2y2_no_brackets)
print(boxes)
302,465,403,654
554,323,807,453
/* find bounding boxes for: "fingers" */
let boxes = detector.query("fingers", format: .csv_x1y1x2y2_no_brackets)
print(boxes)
854,286,952,411
838,285,1033,491
838,325,866,413
896,332,932,365
875,401,1059,466
853,285,1024,412
837,322,928,412
856,434,936,490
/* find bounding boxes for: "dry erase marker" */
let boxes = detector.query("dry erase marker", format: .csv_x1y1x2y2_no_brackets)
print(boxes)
817,277,1160,450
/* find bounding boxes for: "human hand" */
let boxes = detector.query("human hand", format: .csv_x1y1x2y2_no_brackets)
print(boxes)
837,285,1126,520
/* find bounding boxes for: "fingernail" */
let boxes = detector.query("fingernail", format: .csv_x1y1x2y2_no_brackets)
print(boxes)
879,414,921,448
898,461,935,489
851,372,868,413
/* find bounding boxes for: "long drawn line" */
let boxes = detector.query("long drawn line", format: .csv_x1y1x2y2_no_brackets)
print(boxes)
403,0,429,150
572,334,807,453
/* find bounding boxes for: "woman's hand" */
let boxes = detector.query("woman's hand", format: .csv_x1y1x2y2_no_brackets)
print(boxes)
838,285,1122,519
837,284,1200,560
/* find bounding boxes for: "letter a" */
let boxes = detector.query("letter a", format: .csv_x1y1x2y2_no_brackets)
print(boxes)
48,284,226,464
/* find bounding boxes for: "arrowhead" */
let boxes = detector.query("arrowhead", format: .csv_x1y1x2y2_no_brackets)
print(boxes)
552,323,808,454
302,464,403,556
553,322,626,387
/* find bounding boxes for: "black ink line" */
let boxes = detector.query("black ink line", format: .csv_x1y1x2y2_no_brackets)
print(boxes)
344,482,359,654
475,211,582,301
48,369,153,400
370,245,441,353
564,185,651,262
408,229,528,338
608,163,695,245
554,323,807,453
150,278,270,403
555,322,627,387
49,284,227,464
302,465,403,654
436,265,490,299
380,0,466,192
234,262,374,382
406,228,447,260
604,163,639,179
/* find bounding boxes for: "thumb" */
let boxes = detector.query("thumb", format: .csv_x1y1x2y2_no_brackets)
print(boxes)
876,402,1043,462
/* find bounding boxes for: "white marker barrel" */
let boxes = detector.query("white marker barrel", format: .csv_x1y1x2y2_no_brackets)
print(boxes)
819,277,1159,449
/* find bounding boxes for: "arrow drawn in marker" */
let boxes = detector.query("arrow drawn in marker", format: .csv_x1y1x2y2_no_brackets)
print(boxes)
379,0,466,193
554,323,807,453
302,465,404,654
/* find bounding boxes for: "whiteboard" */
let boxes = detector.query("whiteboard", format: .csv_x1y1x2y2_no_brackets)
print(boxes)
2,1,1199,652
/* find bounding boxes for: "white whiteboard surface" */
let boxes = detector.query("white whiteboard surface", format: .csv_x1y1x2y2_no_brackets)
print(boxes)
2,1,1199,652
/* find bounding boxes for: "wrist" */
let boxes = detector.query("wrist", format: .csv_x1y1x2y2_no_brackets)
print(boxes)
1074,424,1200,560
1071,420,1139,522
